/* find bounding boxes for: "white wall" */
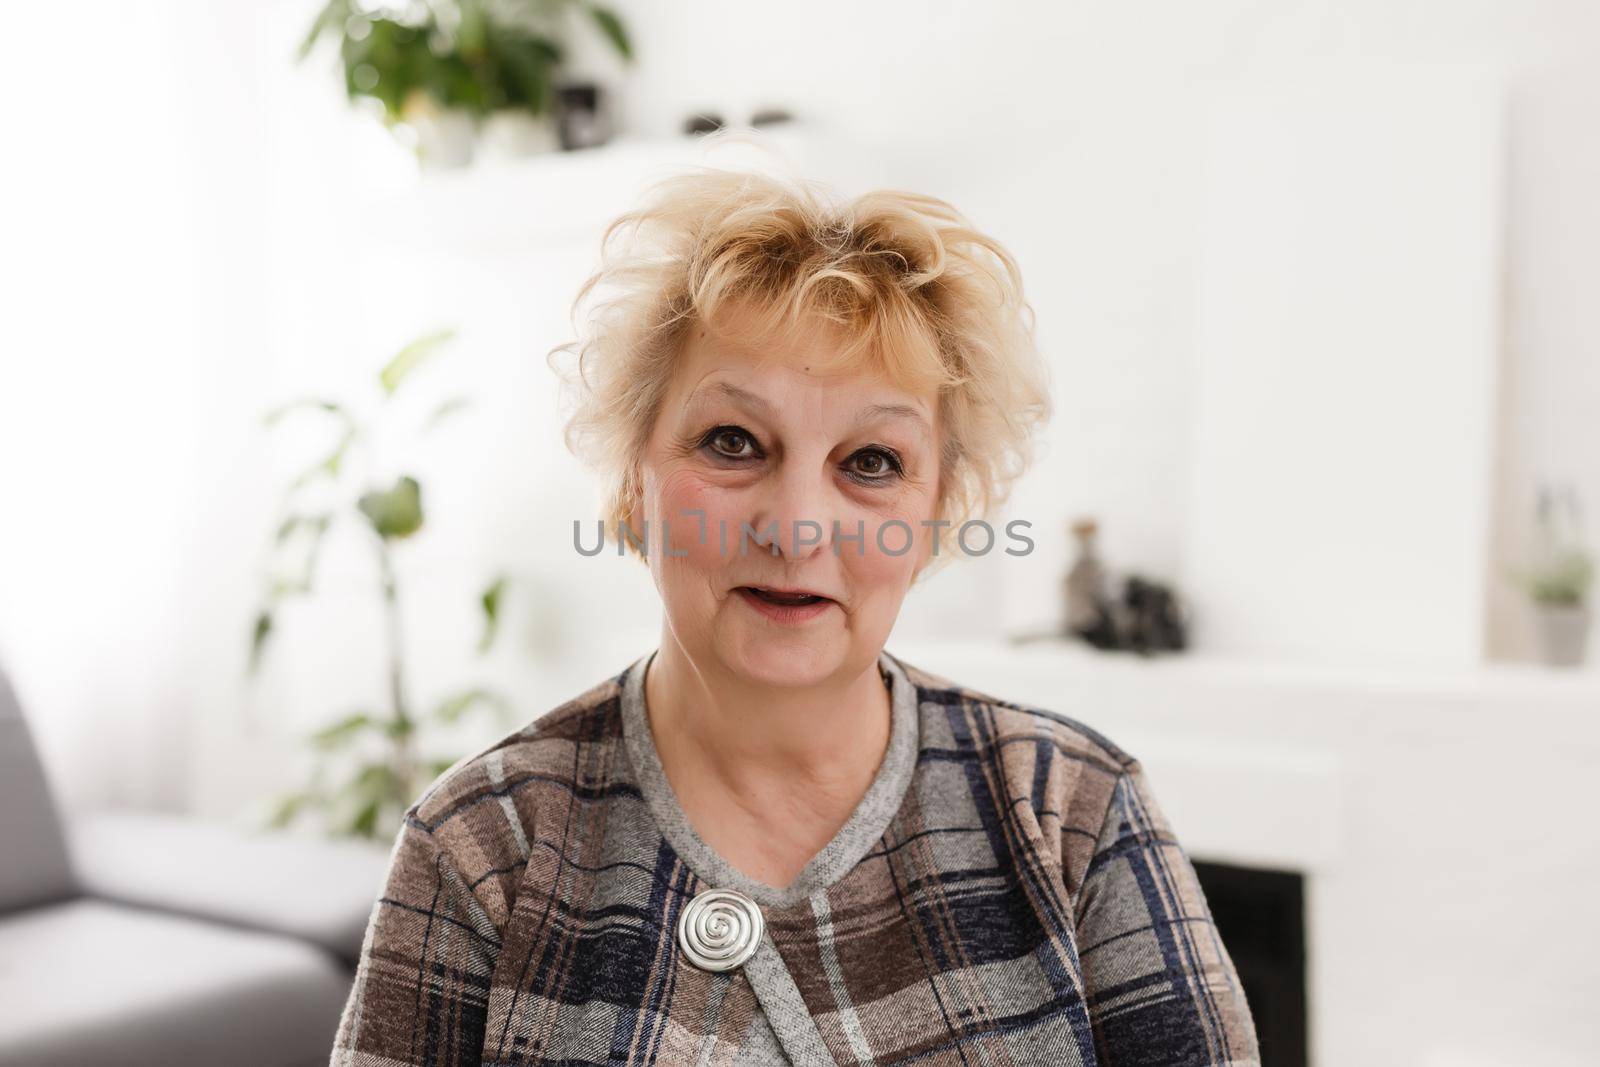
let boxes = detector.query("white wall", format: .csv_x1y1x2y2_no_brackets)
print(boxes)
1,0,214,809
607,0,1600,656
1184,68,1504,668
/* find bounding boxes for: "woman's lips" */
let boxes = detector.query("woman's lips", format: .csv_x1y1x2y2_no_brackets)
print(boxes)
735,586,835,624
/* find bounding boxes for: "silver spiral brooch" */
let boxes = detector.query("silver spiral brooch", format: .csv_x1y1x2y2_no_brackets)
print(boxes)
676,888,764,972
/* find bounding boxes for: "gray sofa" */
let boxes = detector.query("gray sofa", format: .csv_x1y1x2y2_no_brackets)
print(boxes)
0,664,392,1067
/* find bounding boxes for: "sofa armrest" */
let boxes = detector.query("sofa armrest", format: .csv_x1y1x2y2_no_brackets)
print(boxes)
65,809,392,966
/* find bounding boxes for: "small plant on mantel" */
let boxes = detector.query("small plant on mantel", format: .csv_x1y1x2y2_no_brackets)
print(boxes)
1508,483,1593,668
247,327,517,841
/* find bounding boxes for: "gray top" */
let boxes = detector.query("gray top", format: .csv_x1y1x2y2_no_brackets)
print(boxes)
619,647,921,1066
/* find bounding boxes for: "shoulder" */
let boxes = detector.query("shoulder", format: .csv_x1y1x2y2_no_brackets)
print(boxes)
386,660,638,928
406,668,630,851
888,650,1139,890
889,651,1137,778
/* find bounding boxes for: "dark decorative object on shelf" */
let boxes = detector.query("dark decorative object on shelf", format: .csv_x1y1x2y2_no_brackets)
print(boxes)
750,107,795,127
556,83,609,150
1058,515,1188,655
1192,861,1308,1067
1113,575,1188,654
1063,518,1109,639
683,112,726,135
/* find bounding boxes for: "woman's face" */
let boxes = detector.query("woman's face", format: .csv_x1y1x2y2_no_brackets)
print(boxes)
634,308,942,689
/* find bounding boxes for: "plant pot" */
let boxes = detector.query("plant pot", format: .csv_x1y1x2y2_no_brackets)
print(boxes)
1532,600,1591,667
399,92,475,171
476,111,560,163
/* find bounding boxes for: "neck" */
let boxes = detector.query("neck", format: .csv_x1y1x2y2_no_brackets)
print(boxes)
644,632,894,799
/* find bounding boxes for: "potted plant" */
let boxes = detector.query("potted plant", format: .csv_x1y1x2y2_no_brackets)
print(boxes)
297,0,633,169
247,327,518,840
1510,484,1593,668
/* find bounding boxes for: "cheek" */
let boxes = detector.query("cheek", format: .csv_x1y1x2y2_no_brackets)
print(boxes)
845,515,927,593
645,467,744,569
837,486,938,597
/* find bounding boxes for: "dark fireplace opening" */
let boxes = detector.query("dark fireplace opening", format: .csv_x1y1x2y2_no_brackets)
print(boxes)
1191,861,1307,1067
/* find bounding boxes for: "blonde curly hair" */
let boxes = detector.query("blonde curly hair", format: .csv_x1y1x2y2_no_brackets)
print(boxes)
548,166,1051,573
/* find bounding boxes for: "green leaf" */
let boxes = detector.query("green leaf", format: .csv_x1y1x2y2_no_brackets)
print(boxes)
266,790,321,829
358,476,424,539
1509,548,1595,604
268,576,312,599
343,16,433,119
458,0,489,54
266,514,331,602
421,46,491,116
248,610,273,674
275,513,333,546
485,25,560,114
288,427,358,491
301,515,334,583
310,712,381,750
262,397,347,429
347,761,401,809
432,687,509,724
585,4,633,62
422,396,473,432
345,798,382,838
478,574,507,653
380,328,456,395
275,515,302,543
296,0,351,63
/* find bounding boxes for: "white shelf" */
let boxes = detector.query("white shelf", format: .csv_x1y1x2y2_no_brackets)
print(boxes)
891,636,1600,708
353,126,820,254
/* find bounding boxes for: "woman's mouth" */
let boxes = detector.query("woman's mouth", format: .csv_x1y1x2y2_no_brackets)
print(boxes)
734,586,835,624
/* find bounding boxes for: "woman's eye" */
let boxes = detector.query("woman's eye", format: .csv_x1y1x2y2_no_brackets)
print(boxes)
847,447,904,482
703,426,758,460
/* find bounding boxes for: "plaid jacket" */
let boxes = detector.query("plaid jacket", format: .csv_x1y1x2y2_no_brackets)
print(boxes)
329,649,1259,1066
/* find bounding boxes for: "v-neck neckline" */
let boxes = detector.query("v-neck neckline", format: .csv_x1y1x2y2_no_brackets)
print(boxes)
619,646,920,909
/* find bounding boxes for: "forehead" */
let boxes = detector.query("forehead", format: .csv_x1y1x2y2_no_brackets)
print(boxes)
670,311,938,423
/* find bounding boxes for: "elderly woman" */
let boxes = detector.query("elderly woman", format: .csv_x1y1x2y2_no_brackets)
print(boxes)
330,169,1259,1066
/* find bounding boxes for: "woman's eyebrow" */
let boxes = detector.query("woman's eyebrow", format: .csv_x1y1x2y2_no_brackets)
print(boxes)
854,402,933,443
683,382,931,442
681,381,772,418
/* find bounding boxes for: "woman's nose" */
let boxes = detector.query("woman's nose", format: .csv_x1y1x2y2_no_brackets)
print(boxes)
746,467,835,560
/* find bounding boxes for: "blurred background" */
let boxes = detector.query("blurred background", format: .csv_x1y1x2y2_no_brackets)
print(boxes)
1,2,1597,1065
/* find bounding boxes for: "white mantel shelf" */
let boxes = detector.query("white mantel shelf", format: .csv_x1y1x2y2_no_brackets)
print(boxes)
354,127,821,254
891,636,1600,707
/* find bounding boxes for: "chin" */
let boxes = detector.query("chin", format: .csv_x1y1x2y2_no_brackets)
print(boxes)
713,625,850,688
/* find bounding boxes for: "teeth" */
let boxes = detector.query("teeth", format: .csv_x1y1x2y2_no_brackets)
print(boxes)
750,588,821,605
